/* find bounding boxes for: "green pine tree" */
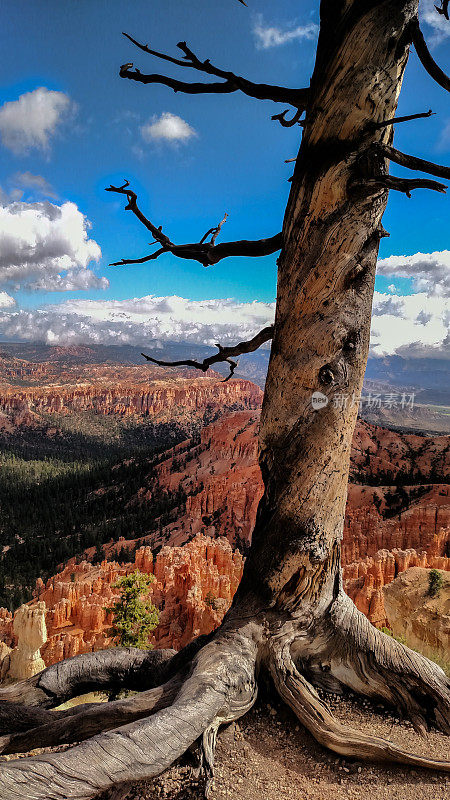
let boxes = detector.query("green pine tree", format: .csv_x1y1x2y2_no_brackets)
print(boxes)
107,570,159,649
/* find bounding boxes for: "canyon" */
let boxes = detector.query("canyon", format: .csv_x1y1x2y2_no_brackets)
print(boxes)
0,535,244,668
0,350,448,673
0,365,262,431
0,407,448,671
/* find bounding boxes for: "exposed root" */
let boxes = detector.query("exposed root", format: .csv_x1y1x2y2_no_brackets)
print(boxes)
0,628,259,800
269,641,450,771
296,593,450,735
199,672,258,798
0,702,59,735
0,648,177,709
0,597,449,799
0,675,183,755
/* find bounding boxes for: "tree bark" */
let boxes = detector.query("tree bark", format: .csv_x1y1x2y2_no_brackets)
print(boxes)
242,0,414,605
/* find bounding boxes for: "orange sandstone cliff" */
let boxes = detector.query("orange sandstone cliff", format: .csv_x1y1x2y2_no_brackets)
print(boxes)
0,372,262,430
0,411,448,666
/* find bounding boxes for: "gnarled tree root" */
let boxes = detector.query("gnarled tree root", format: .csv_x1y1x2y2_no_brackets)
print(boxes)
0,601,449,799
0,647,178,709
0,626,258,800
292,592,450,735
0,674,183,755
270,641,450,770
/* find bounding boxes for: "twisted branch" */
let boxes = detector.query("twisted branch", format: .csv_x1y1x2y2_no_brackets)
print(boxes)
119,35,309,109
378,144,450,180
271,108,304,128
411,19,450,92
106,182,281,267
435,0,449,21
141,324,274,381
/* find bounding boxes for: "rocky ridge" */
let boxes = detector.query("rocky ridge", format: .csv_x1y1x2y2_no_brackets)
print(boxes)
117,411,450,628
0,372,262,430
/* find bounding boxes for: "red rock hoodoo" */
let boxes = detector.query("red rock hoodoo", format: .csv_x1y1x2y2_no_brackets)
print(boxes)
19,536,242,664
0,410,448,665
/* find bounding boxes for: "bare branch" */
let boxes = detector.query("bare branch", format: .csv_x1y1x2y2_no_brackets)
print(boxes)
435,0,449,20
105,180,171,246
210,212,228,245
109,249,167,267
378,144,450,180
141,324,274,381
120,35,309,108
369,109,434,129
411,19,450,92
364,175,447,198
271,108,304,128
106,182,281,267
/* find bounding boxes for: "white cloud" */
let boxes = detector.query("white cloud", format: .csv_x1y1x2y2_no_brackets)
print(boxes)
0,292,15,309
0,290,447,360
369,292,449,358
0,88,75,154
0,199,106,293
140,112,197,144
372,294,406,317
253,15,318,49
377,250,450,297
13,172,57,199
0,295,275,347
420,0,450,46
387,284,397,293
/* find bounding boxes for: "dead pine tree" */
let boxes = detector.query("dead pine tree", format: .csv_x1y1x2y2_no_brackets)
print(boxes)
1,1,450,797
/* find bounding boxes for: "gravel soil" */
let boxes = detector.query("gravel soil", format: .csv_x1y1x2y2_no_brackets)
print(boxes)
110,690,450,800
2,690,449,800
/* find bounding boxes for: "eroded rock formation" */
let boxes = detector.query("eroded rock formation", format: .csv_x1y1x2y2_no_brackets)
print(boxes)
2,535,243,666
0,412,448,670
0,374,262,428
383,567,450,659
2,602,47,681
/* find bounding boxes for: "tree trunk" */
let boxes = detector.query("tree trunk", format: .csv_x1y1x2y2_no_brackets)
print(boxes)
0,2,449,797
243,0,410,605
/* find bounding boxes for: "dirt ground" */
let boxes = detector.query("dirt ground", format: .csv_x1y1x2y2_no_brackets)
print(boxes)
2,689,449,800
116,689,450,800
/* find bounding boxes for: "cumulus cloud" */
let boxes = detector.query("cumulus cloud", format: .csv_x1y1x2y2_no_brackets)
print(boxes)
0,87,75,154
0,198,107,293
13,172,57,199
377,250,450,297
0,296,275,347
253,15,318,49
0,290,447,360
141,112,197,144
369,292,449,358
0,292,15,309
372,294,405,317
420,0,450,45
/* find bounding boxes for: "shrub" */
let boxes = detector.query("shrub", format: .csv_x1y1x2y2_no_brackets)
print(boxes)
107,570,159,648
204,591,219,611
427,569,444,598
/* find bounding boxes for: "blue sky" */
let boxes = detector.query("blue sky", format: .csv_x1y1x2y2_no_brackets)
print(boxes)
0,0,448,357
